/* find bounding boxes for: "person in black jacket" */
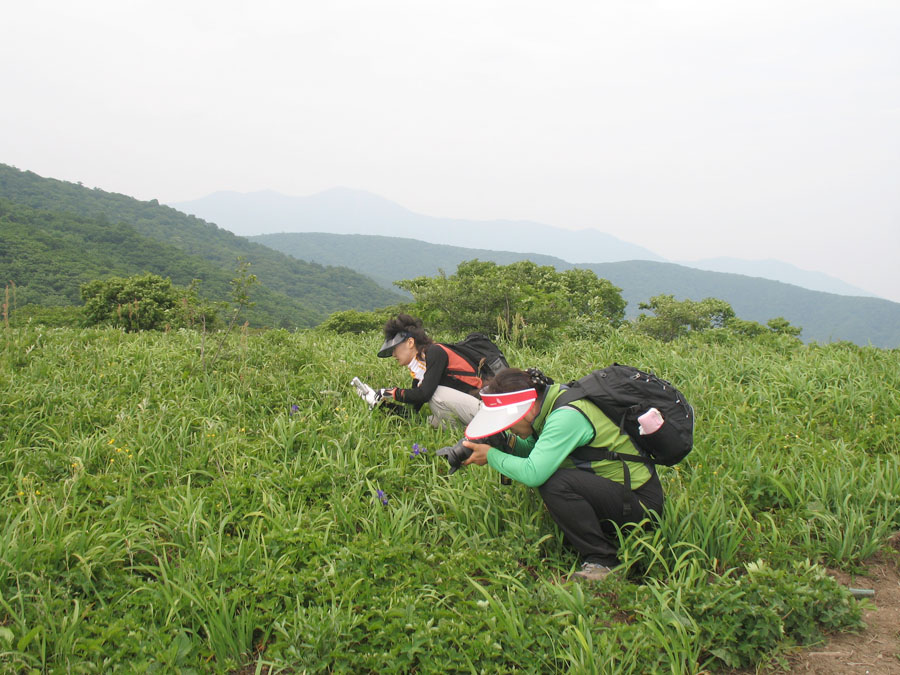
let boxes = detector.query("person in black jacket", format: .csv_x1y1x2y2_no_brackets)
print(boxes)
377,314,481,429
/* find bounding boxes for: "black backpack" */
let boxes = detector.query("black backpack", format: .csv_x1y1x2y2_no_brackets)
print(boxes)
551,363,694,467
446,333,510,382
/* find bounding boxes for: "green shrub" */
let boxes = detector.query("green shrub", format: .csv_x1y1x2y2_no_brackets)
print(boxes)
692,560,864,669
397,260,624,347
80,273,220,331
8,304,83,328
318,308,398,334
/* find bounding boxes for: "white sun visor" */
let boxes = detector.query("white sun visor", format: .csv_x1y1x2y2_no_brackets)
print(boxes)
465,388,537,439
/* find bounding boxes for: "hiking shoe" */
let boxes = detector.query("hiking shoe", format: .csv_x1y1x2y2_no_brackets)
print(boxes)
571,562,613,581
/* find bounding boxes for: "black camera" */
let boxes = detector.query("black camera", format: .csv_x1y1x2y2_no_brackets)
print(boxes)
436,432,514,482
436,439,472,474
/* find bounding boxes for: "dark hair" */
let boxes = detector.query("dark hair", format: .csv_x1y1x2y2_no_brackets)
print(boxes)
482,367,554,395
383,313,433,351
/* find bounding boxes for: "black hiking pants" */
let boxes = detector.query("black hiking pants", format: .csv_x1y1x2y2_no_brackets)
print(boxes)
538,467,664,567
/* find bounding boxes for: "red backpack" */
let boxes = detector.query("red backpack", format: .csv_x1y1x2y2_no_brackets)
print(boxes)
437,333,510,390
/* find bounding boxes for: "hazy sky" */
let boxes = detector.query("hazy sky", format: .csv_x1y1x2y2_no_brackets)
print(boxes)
2,1,899,301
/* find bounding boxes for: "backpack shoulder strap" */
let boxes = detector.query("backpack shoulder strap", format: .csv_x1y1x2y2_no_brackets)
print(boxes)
550,387,580,411
436,343,475,374
435,343,482,389
553,385,657,465
552,383,628,430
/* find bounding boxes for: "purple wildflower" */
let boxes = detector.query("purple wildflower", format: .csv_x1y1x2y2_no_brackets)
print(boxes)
376,489,389,506
290,404,299,415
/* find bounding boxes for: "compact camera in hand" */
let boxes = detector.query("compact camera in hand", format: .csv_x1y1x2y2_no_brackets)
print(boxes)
351,377,386,409
350,377,411,418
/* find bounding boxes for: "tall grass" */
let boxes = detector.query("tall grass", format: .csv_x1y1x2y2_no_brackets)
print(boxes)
1,325,896,672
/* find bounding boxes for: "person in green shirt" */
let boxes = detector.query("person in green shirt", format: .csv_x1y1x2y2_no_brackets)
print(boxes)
462,367,664,581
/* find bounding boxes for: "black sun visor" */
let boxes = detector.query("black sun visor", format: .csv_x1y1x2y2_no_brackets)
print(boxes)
377,332,411,358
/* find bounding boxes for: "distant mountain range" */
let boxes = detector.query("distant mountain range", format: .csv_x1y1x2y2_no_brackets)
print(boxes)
675,257,877,298
172,188,664,264
0,165,403,327
577,260,899,348
5,164,896,347
172,188,877,299
249,232,570,290
249,232,900,348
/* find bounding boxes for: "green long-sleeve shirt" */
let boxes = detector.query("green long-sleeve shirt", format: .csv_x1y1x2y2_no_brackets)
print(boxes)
485,394,652,489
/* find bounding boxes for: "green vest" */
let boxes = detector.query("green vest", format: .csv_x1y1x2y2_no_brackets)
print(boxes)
533,384,652,488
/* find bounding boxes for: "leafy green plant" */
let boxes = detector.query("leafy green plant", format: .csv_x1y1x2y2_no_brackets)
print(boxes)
397,260,624,347
318,308,399,334
80,273,220,332
634,294,736,341
7,303,83,328
692,559,864,669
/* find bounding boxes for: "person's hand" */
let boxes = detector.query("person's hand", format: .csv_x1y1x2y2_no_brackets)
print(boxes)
379,388,397,400
462,439,490,466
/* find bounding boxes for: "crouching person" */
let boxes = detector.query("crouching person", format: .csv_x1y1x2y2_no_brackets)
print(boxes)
376,314,481,430
462,367,664,580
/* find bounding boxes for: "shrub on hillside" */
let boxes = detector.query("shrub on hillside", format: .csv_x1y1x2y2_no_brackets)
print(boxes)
81,273,221,331
7,304,83,328
397,260,625,348
318,307,403,334
634,295,735,342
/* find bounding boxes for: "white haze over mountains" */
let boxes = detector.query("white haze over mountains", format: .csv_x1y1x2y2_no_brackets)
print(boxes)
3,2,897,303
673,258,878,299
170,188,881,300
172,187,662,262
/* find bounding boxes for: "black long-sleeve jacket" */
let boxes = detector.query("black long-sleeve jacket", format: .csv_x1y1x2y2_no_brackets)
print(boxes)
394,344,478,408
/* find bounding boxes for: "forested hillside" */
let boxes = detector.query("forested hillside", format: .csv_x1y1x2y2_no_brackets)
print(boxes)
0,198,320,326
0,165,403,327
250,232,571,290
251,232,900,348
583,261,900,349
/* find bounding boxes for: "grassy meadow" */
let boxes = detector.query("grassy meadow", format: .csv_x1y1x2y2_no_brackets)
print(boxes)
1,325,899,673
